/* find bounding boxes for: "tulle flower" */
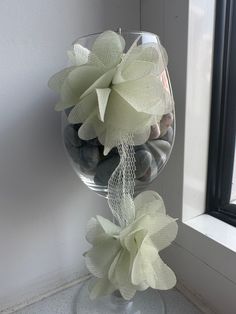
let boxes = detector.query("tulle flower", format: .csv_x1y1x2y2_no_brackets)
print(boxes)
49,30,174,154
48,31,125,111
85,191,178,300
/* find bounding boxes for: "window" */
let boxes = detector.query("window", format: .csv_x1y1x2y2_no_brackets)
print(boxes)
206,0,236,226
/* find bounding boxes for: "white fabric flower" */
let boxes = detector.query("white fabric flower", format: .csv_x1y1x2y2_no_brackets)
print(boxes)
69,37,173,154
85,191,178,300
49,31,174,155
48,31,125,111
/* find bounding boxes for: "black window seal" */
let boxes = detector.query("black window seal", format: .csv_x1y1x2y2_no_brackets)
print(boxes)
206,0,236,227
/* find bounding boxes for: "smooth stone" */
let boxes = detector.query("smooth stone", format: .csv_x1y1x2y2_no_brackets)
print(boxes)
78,145,100,172
149,124,161,140
134,144,148,152
64,125,82,147
72,123,82,131
100,147,119,160
64,144,81,164
64,107,72,117
147,141,167,168
94,155,120,186
138,167,152,182
160,112,174,136
138,160,158,182
94,149,153,184
87,138,102,146
160,127,174,143
135,150,153,179
154,140,171,155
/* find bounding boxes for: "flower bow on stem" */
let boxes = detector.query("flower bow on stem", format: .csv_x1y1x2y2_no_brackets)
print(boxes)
85,191,178,300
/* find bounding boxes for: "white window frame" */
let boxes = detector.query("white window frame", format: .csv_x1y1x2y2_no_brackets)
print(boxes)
141,0,236,313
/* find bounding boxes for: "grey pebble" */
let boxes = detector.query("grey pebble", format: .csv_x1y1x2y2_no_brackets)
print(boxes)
147,141,167,168
134,144,149,152
65,138,100,173
138,167,152,182
149,124,160,140
94,149,153,185
64,107,72,117
101,147,119,160
77,145,100,173
154,140,171,155
94,155,120,186
64,125,82,147
87,138,102,146
64,144,81,164
160,112,174,136
160,126,174,143
72,123,82,131
135,150,153,179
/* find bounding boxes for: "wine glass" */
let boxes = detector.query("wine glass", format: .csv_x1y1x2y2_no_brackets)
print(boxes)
62,30,175,198
61,30,175,314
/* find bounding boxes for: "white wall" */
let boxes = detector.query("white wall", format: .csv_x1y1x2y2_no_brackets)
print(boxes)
142,0,188,220
0,0,140,311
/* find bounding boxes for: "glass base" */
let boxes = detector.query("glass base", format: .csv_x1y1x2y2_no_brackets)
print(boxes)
76,278,166,314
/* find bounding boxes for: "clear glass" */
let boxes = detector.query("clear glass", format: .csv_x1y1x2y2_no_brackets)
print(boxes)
76,278,166,314
62,30,175,198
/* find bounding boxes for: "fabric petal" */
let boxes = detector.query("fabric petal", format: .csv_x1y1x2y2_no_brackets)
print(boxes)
108,249,136,300
85,240,121,278
126,212,177,243
120,215,150,245
81,68,115,99
113,75,168,115
113,41,167,85
54,100,74,111
104,90,152,132
68,92,97,123
125,43,167,71
134,190,166,217
96,88,111,122
67,44,90,66
131,235,159,287
48,67,75,92
91,31,125,69
60,65,102,106
122,229,148,271
132,126,151,146
88,52,109,71
89,277,116,300
150,255,177,290
86,217,108,245
78,111,97,140
112,35,141,84
86,217,103,244
96,215,121,235
160,45,168,68
121,60,158,82
150,217,178,251
62,64,102,99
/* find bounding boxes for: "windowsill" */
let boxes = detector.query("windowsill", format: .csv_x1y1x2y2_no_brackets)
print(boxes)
13,278,202,314
184,213,236,253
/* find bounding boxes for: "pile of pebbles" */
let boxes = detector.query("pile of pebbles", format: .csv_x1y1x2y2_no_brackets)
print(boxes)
63,113,174,187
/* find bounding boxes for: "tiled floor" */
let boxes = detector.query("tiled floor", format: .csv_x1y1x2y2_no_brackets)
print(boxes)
14,280,203,314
